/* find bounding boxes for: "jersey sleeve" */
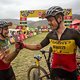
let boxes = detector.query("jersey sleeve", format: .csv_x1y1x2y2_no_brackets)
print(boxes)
74,30,80,48
40,33,50,48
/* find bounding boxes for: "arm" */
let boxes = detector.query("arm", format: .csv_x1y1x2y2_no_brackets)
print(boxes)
23,32,50,50
2,31,50,63
23,43,42,50
2,49,20,64
2,43,42,64
0,42,23,64
74,30,80,48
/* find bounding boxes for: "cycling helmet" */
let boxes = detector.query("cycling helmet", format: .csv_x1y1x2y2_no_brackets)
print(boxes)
45,6,64,30
45,6,64,18
0,21,10,38
0,21,9,28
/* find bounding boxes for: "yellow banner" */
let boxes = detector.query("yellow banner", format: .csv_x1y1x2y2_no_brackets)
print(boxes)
64,9,72,16
20,9,72,18
20,10,46,18
49,39,77,54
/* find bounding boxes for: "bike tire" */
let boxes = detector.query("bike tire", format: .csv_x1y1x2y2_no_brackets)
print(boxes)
27,65,49,80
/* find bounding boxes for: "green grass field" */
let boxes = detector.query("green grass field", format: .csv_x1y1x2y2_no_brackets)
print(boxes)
10,32,80,80
11,32,50,80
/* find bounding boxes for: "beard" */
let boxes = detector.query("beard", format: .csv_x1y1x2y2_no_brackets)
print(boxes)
3,33,9,38
51,26,58,30
49,24,58,30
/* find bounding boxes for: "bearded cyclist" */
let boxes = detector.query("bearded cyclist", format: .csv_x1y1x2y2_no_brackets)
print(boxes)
19,6,80,80
0,21,22,80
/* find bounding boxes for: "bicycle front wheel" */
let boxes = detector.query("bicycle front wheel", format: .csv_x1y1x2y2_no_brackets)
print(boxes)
27,65,49,80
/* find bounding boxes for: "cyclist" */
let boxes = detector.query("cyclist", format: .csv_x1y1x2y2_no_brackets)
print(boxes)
18,6,80,80
0,21,22,80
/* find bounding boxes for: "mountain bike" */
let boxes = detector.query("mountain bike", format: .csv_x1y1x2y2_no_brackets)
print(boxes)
27,49,80,80
27,49,51,80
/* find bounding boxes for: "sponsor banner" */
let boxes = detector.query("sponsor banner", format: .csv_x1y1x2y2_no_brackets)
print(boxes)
20,21,27,25
64,20,72,27
64,20,72,23
20,9,72,27
64,9,72,16
65,24,71,27
20,10,46,18
20,17,27,21
20,9,72,18
64,9,72,27
20,22,27,24
64,16,72,20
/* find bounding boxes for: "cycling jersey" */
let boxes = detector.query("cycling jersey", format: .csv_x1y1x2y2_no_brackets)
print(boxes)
40,28,80,72
0,39,10,70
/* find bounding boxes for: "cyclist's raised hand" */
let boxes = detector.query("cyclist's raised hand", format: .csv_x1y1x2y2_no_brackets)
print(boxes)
15,42,23,50
15,42,27,49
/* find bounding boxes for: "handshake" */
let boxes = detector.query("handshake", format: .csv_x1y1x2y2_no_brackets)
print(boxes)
15,42,27,50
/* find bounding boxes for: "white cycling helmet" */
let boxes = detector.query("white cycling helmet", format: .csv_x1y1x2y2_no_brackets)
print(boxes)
45,6,64,18
0,21,10,38
45,6,64,30
0,21,10,28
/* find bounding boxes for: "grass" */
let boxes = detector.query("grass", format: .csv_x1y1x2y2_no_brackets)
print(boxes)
10,32,80,80
10,32,50,80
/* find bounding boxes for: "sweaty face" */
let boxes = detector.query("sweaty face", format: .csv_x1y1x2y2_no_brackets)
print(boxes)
47,17,58,30
2,26,9,38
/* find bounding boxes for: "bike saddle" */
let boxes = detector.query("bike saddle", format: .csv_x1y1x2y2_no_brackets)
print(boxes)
34,55,42,61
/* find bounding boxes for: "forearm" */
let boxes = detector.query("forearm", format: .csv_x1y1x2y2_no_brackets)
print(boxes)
24,44,42,50
2,49,20,64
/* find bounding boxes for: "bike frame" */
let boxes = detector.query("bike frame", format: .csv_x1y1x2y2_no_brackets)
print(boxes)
33,50,51,79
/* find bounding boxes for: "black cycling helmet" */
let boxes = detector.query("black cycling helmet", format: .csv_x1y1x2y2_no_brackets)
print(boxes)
0,21,10,28
45,6,64,18
45,6,64,30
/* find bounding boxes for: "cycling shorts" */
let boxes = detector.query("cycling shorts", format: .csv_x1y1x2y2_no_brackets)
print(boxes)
0,66,16,80
50,68,77,80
